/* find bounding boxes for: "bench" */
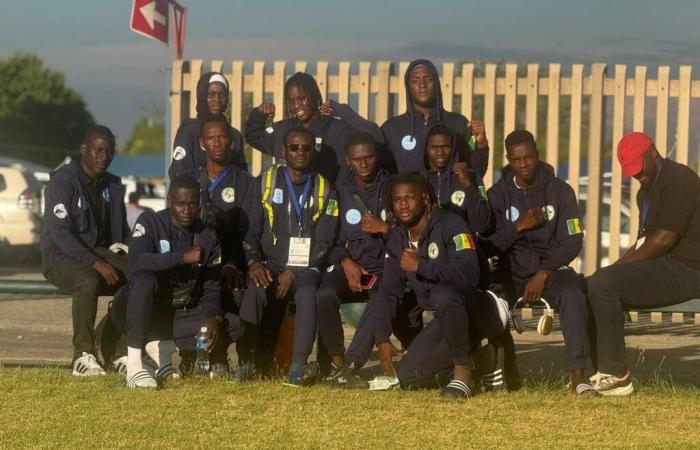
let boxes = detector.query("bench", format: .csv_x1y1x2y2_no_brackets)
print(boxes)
0,279,66,295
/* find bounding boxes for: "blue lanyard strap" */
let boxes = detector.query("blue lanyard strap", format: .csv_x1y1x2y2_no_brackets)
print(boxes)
207,166,232,195
640,159,664,229
282,168,313,225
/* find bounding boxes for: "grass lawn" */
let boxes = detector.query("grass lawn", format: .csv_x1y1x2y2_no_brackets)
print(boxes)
0,368,698,449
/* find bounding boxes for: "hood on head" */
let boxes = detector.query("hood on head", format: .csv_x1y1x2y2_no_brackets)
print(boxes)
500,161,555,191
404,59,444,122
196,72,229,117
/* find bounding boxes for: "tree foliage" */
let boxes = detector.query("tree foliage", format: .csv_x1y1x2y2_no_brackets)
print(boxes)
123,103,165,155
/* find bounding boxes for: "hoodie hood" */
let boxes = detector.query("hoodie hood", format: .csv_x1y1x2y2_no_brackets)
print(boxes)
404,59,445,132
422,123,459,206
196,72,230,117
499,161,556,193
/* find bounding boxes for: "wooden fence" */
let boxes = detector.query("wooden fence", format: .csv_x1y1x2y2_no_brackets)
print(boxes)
169,60,699,275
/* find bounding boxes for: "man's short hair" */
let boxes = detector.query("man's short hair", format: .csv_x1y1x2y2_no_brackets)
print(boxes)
199,114,231,136
427,125,453,141
383,171,436,220
84,125,115,143
169,174,199,194
128,192,140,204
505,129,537,152
345,131,376,153
284,126,315,144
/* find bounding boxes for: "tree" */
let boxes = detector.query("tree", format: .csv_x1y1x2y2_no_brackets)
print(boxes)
0,52,95,167
123,103,165,154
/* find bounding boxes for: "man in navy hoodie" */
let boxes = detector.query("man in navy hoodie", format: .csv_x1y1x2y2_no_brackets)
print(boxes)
375,172,509,399
485,130,593,395
245,72,382,183
380,59,489,176
169,72,247,177
41,126,129,376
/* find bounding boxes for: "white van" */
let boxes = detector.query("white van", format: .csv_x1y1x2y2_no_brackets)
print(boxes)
0,162,44,262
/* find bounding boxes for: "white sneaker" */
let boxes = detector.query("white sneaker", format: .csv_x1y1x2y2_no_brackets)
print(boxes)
72,352,106,376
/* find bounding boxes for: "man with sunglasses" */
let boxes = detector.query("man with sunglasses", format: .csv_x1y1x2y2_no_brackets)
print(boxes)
587,132,700,396
240,127,339,386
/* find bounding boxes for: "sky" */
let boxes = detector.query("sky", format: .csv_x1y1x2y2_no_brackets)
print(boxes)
1,0,699,146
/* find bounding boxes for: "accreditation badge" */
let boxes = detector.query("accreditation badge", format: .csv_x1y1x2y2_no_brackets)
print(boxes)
288,237,312,267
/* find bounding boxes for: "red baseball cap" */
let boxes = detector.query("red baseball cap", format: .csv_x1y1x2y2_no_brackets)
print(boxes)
617,132,653,179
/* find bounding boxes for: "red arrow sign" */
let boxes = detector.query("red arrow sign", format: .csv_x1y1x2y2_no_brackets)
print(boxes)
130,0,169,44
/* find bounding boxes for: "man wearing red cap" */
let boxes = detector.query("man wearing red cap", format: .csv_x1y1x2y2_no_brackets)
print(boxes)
587,131,700,396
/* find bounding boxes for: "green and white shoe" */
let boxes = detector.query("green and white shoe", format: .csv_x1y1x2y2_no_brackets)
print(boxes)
594,370,634,396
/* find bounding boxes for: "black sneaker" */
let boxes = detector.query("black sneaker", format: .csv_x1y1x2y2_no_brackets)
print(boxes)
328,364,368,390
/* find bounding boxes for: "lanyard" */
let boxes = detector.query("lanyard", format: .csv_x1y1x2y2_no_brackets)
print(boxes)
207,166,232,194
283,168,313,235
640,160,664,231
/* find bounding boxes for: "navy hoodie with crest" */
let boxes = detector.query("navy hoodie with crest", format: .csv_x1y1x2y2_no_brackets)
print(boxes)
422,124,492,234
40,160,128,274
168,72,247,178
485,162,583,281
380,59,489,176
327,167,394,274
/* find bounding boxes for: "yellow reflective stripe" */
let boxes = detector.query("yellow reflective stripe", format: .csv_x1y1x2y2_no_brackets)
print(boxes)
261,168,277,245
312,175,326,222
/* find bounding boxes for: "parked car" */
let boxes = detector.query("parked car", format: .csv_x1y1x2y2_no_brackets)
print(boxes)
0,161,45,263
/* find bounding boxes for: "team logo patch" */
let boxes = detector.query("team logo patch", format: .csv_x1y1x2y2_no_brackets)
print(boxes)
326,265,334,272
401,135,416,151
315,137,323,152
453,233,476,251
478,185,488,201
346,208,361,225
173,146,186,161
272,188,284,204
102,189,110,202
506,206,520,222
159,240,170,254
566,218,583,235
221,187,235,203
265,126,274,134
542,205,555,221
326,199,339,217
451,190,466,207
53,203,67,219
380,208,387,222
428,242,439,259
132,223,145,237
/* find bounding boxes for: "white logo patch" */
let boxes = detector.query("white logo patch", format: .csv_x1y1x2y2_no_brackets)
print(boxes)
451,190,466,207
506,206,520,222
315,137,323,152
326,265,334,272
132,223,145,237
53,203,67,219
221,187,235,203
272,188,284,204
173,146,186,161
265,126,274,134
345,208,361,225
102,189,110,202
401,135,416,151
159,240,171,254
542,205,556,221
380,208,387,222
428,242,440,259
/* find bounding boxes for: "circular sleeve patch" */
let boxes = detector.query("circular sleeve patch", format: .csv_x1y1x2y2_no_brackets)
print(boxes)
401,135,416,151
132,223,146,237
173,146,186,161
53,203,67,219
221,187,235,203
451,190,466,206
345,208,362,225
428,242,440,259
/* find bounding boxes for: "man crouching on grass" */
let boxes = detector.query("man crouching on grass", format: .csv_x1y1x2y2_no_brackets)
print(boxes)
375,173,510,399
107,175,244,388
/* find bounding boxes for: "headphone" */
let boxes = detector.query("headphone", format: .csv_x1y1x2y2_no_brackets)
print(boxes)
511,297,554,335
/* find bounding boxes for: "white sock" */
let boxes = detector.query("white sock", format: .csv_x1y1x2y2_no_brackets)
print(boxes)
145,340,177,368
127,346,144,376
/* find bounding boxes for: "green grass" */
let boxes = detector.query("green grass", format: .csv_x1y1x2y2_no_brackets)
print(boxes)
0,369,698,449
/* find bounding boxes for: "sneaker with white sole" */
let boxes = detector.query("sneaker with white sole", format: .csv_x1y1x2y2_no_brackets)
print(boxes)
72,352,106,376
595,369,635,396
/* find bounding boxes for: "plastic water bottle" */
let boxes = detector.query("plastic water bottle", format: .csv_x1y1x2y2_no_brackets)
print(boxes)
195,326,210,375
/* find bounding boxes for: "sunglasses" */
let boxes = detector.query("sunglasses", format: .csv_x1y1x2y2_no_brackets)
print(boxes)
285,143,314,153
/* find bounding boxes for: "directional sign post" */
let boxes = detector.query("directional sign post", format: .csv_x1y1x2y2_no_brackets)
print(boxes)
130,0,169,44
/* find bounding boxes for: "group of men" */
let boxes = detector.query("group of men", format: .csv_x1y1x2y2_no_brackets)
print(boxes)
41,59,700,399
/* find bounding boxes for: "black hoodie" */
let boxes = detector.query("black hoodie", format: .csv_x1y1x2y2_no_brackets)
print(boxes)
327,167,394,273
380,59,489,176
422,124,492,234
485,162,583,282
168,72,247,178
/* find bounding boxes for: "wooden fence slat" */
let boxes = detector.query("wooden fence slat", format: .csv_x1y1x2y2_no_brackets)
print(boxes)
655,66,670,156
568,65,584,198
397,62,410,115
337,61,351,104
677,66,692,166
504,64,518,140
584,63,607,275
628,67,647,245
526,64,539,135
358,62,371,118
230,61,244,132
671,312,684,323
188,60,203,118
210,60,223,74
651,312,663,323
375,61,392,124
460,63,474,119
169,60,183,154
294,61,307,73
251,61,265,177
609,65,627,263
272,61,286,122
546,64,560,170
316,61,329,101
483,64,497,187
441,63,455,111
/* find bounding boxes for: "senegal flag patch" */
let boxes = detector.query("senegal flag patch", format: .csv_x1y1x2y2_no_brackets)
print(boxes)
325,199,339,217
453,233,476,251
566,218,583,235
478,185,488,201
